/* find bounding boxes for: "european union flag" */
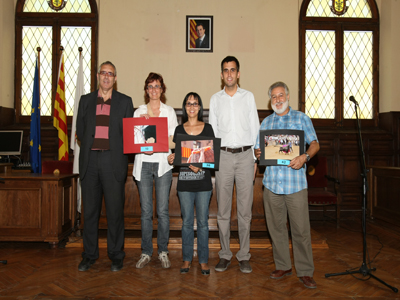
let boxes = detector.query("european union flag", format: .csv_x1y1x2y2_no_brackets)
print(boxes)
30,59,41,173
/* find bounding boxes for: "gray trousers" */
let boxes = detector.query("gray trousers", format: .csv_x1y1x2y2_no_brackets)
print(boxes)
263,188,314,277
216,149,254,261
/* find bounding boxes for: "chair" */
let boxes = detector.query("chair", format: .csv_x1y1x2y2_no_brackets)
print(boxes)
306,155,341,228
42,160,73,175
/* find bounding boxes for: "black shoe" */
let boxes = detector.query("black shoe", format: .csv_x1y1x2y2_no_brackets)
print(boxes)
201,269,210,275
78,258,96,271
215,259,231,272
180,267,190,274
239,260,252,273
111,259,123,272
180,262,191,274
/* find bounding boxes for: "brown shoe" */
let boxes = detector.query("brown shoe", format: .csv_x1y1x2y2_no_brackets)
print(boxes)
299,276,317,289
270,268,292,279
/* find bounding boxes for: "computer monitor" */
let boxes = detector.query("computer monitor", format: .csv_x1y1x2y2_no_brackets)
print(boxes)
0,130,23,156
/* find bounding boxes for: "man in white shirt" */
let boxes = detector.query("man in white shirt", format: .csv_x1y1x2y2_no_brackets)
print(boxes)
209,56,260,273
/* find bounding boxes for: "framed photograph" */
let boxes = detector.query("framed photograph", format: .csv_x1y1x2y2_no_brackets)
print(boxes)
259,129,305,166
123,117,169,154
186,15,213,53
174,134,221,169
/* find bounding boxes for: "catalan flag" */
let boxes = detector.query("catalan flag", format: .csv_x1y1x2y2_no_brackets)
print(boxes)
53,53,69,161
30,58,42,173
190,19,199,48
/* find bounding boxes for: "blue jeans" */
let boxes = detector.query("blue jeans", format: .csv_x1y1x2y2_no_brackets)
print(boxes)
178,190,212,264
137,162,172,256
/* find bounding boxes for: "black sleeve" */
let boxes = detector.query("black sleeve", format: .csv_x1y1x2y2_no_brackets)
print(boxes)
204,123,215,138
76,94,86,142
173,125,184,143
124,96,134,118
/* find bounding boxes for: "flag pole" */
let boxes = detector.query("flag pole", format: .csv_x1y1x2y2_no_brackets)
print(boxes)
57,46,64,84
37,47,41,88
37,47,41,113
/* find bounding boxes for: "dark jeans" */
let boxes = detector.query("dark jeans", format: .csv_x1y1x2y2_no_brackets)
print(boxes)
178,190,212,264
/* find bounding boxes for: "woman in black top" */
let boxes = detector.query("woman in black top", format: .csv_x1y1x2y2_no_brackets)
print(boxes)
168,92,214,275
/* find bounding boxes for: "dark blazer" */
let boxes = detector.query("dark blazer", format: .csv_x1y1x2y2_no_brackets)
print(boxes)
76,89,134,182
195,35,209,48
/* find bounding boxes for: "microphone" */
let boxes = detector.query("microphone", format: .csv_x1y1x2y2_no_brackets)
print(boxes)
349,96,358,105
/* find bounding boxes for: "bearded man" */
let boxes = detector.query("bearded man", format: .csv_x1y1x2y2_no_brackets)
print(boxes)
254,81,320,289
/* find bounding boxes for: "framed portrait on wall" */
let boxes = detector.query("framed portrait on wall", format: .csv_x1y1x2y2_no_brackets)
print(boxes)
174,134,221,169
123,117,169,154
186,15,213,53
259,129,305,166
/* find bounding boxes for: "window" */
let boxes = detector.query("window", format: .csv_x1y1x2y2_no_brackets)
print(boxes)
15,0,98,123
299,0,379,127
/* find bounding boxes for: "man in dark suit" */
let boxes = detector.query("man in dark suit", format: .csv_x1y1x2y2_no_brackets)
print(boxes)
195,23,209,48
76,61,134,272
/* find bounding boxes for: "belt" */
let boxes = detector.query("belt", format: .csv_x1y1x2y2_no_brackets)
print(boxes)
92,149,110,152
220,146,251,154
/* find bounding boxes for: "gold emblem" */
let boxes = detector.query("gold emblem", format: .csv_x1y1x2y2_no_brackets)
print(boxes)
48,0,67,11
330,0,348,16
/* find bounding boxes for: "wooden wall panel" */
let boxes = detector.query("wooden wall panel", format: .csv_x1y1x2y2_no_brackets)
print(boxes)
368,139,394,154
379,112,400,166
339,156,361,183
2,110,400,224
368,155,394,167
0,106,15,127
98,167,268,232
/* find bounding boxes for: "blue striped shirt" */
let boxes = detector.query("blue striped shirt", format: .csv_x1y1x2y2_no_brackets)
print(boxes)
255,107,318,194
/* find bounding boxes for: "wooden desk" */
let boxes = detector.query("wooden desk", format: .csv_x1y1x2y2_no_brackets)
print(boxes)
0,163,13,173
0,172,78,246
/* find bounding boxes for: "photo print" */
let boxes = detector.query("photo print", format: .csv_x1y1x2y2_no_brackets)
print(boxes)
174,134,221,169
259,129,305,166
180,139,214,164
134,125,157,144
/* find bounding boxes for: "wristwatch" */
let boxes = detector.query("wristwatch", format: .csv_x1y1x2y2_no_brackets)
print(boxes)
304,152,310,162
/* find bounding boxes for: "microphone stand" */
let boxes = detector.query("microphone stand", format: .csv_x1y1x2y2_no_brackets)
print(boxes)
325,99,398,293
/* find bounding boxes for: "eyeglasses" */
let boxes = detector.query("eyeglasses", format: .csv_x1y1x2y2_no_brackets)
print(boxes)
99,71,115,77
147,85,162,90
186,102,199,107
271,93,286,101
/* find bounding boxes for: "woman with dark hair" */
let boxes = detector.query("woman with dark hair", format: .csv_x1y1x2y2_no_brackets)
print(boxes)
168,92,214,275
133,72,178,269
